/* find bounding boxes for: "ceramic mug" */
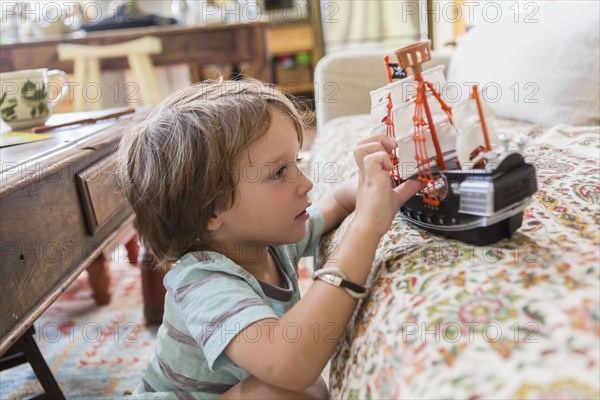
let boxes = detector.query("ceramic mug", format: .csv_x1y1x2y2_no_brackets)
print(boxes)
0,68,69,130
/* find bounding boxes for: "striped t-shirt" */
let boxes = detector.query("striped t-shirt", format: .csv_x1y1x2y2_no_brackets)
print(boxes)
131,206,324,399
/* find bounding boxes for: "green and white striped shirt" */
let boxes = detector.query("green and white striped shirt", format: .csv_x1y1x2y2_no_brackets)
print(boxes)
131,206,324,399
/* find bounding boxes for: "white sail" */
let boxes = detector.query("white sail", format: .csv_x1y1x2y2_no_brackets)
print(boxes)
370,87,390,126
370,65,457,180
453,92,501,167
388,64,446,106
371,98,458,180
370,64,505,179
370,64,447,126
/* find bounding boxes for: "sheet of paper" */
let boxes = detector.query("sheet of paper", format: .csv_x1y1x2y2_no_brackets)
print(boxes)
0,131,51,148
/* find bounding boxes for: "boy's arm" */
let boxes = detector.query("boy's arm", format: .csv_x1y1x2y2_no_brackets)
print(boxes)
315,176,358,234
225,220,384,391
225,135,421,392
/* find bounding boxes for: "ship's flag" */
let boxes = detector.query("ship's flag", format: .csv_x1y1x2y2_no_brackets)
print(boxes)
387,63,407,80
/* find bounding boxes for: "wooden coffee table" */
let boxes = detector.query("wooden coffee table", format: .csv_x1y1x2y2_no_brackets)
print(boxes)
0,111,145,397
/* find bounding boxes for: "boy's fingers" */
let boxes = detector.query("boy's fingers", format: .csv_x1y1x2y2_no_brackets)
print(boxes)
354,140,396,170
357,134,396,152
362,151,395,176
360,133,389,144
393,179,422,206
354,142,386,162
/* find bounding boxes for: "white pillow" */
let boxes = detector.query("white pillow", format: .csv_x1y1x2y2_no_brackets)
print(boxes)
447,1,600,127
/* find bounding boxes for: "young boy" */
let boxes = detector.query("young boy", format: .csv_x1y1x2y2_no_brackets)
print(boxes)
117,79,420,399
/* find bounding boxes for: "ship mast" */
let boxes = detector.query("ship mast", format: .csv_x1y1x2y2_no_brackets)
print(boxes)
471,85,492,152
383,55,402,186
395,43,446,171
395,42,446,207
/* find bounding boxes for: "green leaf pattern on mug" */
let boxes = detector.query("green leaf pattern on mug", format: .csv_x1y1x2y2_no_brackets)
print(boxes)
22,79,48,118
0,90,18,122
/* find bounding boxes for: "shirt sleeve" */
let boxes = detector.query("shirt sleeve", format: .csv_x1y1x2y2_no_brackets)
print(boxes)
290,205,325,262
174,266,278,371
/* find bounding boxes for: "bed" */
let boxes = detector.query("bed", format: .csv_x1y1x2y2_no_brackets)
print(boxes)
310,2,599,398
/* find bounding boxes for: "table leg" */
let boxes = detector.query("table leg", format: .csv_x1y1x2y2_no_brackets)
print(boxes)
124,234,139,264
140,251,166,324
87,254,111,305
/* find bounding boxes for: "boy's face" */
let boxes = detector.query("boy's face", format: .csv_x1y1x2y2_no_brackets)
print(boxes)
210,109,313,250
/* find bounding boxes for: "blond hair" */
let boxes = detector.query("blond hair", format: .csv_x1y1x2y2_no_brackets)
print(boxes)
116,79,305,268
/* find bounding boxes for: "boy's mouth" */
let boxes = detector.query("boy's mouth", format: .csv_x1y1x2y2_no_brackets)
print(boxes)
295,203,311,220
295,210,310,221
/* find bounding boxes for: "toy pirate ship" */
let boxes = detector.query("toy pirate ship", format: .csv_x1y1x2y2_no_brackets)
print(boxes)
372,42,537,245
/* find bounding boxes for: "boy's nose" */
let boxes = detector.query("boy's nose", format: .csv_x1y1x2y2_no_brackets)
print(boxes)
303,172,314,194
296,166,313,195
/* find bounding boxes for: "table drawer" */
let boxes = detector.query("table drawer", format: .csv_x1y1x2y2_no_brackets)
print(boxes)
76,155,128,235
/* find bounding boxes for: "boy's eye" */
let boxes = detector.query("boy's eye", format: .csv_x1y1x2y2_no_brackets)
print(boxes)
272,167,285,179
269,158,302,181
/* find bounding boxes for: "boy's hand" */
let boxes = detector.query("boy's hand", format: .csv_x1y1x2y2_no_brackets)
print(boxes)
353,134,421,236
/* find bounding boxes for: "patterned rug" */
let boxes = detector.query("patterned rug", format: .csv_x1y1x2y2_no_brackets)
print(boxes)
0,249,314,399
1,251,156,399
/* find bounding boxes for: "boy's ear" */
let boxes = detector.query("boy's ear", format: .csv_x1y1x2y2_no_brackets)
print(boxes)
207,213,223,232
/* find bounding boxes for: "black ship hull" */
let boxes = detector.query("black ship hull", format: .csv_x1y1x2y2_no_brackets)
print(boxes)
399,153,537,245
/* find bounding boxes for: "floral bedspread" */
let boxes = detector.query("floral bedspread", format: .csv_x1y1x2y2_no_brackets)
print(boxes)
309,115,600,399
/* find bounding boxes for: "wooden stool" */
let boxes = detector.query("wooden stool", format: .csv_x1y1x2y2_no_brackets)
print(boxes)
57,36,163,111
0,326,65,399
